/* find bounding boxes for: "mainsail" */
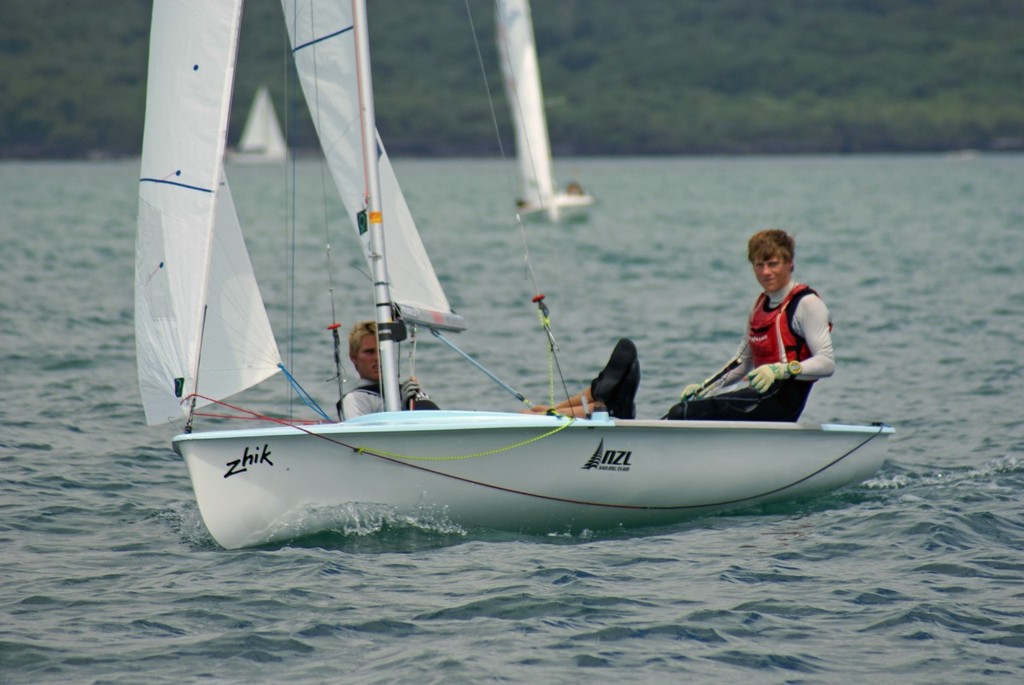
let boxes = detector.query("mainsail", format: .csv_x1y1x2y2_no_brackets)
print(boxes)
135,0,281,425
282,0,465,331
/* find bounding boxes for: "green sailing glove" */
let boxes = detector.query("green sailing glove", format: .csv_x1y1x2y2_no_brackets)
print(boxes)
680,383,706,401
747,362,798,393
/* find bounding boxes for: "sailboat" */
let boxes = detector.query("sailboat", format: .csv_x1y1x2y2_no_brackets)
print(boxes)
135,0,893,550
495,0,594,222
231,85,287,162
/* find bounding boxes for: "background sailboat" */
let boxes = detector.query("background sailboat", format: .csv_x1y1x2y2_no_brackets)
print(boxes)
495,0,594,222
231,85,287,162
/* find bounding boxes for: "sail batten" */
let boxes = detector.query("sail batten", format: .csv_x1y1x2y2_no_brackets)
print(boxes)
291,26,353,53
139,178,215,193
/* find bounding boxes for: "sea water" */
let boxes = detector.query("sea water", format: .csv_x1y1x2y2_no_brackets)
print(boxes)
1,154,1022,683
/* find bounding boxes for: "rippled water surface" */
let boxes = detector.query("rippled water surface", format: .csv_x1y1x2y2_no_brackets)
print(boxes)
2,154,1022,683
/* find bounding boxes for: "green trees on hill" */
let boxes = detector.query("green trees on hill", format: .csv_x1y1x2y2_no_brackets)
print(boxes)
1,0,1022,158
0,1,151,157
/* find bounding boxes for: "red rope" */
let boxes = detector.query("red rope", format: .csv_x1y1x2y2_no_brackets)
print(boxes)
187,394,324,427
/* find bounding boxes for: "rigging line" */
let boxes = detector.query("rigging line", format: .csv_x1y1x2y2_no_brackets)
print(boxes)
314,100,345,408
464,0,542,296
186,392,576,463
464,2,510,172
533,294,572,406
305,7,343,329
295,2,347,410
467,3,573,406
187,393,322,426
183,305,209,434
357,418,575,462
468,1,570,403
407,325,417,379
431,328,537,410
278,363,332,421
285,9,299,420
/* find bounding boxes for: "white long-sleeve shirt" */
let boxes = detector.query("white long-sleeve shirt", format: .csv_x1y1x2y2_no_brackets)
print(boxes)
341,379,383,419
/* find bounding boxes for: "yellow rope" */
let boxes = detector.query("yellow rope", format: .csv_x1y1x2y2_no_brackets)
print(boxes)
536,304,555,406
356,417,576,462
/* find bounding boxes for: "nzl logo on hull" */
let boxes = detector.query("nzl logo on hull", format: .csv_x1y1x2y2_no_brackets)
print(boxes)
224,443,273,479
581,439,632,472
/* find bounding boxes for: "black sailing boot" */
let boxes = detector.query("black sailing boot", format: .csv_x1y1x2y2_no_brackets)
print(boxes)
589,338,640,419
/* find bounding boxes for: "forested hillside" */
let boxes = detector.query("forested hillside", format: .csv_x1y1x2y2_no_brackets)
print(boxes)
2,0,1022,158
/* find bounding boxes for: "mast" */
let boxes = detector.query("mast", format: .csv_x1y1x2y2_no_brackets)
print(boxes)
351,0,402,411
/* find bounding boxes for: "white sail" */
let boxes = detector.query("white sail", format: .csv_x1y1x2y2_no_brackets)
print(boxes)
135,0,281,425
281,0,464,331
496,0,555,210
235,85,287,161
495,0,593,222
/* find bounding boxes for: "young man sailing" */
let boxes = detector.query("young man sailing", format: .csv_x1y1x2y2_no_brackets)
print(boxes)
527,229,834,422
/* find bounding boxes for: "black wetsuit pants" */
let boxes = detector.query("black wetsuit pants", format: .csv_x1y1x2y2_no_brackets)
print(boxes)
665,379,813,422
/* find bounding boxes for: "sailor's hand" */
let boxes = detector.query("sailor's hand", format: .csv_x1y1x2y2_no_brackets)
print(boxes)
400,378,426,405
680,383,706,401
747,363,788,393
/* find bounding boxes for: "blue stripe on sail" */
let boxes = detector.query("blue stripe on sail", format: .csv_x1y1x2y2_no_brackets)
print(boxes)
292,25,353,53
139,177,213,193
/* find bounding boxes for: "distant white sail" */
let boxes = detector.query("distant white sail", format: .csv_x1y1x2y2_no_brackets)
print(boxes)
496,0,593,221
135,0,281,425
235,85,287,162
281,0,465,331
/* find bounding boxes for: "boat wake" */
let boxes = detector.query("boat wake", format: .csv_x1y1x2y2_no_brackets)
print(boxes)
164,500,467,550
159,502,220,549
863,454,1022,492
247,502,468,550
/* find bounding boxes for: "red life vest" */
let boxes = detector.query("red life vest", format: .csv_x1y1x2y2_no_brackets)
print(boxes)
747,284,822,367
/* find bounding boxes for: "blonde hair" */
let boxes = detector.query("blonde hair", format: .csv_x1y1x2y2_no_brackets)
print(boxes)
348,320,377,357
748,229,795,263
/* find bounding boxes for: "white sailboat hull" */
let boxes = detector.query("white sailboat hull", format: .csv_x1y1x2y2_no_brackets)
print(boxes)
174,411,892,549
517,190,595,222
